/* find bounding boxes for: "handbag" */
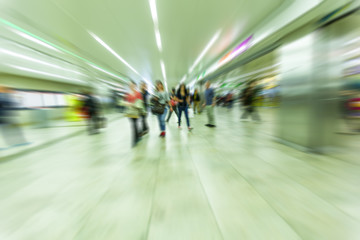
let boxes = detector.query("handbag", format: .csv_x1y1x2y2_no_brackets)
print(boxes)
170,99,177,107
150,97,165,115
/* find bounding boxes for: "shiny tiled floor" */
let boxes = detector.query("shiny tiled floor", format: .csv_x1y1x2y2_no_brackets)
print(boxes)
0,108,359,240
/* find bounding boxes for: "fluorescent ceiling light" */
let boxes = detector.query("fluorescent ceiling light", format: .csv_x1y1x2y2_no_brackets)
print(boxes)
11,29,61,53
180,75,187,83
149,0,159,25
203,36,253,78
89,32,141,76
344,37,360,46
89,64,125,81
98,78,122,87
189,30,221,73
0,17,127,82
142,78,155,89
160,60,167,81
160,60,168,91
0,49,85,76
8,65,83,83
155,29,162,51
219,35,253,66
148,0,163,52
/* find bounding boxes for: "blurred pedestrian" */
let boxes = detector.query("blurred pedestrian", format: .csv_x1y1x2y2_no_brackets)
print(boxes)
226,92,233,109
0,86,28,149
175,83,192,130
240,81,261,122
166,88,178,123
83,90,100,135
153,81,172,137
203,81,216,128
125,81,143,147
140,82,149,136
192,89,201,114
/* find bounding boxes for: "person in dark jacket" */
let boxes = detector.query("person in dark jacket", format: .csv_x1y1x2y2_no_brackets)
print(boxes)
240,81,261,121
166,88,179,123
175,84,192,130
83,91,100,135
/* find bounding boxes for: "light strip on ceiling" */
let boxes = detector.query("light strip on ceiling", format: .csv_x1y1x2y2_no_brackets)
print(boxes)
89,64,125,81
98,78,121,87
12,30,61,53
143,78,155,88
0,17,125,81
189,30,221,74
155,29,162,51
8,65,84,83
149,0,163,52
0,49,85,76
160,60,168,90
160,60,167,81
90,33,154,88
149,0,159,25
220,35,253,65
203,35,254,79
89,32,140,75
180,75,187,83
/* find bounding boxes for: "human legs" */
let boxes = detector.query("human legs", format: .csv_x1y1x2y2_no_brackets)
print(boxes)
178,106,184,127
251,107,261,121
206,106,215,126
166,110,173,122
193,102,198,114
130,118,139,146
87,114,97,134
241,106,251,119
141,114,149,133
184,106,190,127
157,108,168,134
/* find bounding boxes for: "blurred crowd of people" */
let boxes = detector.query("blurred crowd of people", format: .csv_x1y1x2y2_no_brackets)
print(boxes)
122,80,217,147
2,76,359,150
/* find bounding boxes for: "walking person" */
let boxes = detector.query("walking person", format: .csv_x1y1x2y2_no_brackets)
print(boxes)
175,83,192,130
154,80,172,137
226,92,234,109
192,89,201,114
125,81,143,147
166,88,178,123
83,91,100,135
0,85,29,150
240,81,261,122
203,81,216,128
140,82,149,136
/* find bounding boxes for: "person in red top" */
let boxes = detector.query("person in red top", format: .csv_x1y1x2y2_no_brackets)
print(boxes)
125,81,143,147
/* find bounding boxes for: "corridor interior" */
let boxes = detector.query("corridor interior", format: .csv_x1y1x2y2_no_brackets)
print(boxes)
0,108,359,240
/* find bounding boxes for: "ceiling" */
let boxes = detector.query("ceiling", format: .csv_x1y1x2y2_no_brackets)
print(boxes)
0,0,353,91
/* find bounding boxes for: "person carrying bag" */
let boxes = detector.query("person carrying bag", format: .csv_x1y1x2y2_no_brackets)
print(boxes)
124,81,144,147
150,97,165,115
153,80,172,137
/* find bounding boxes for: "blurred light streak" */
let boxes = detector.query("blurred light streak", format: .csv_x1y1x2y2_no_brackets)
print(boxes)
89,32,143,78
188,30,222,73
0,17,125,82
0,49,85,76
8,65,84,83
